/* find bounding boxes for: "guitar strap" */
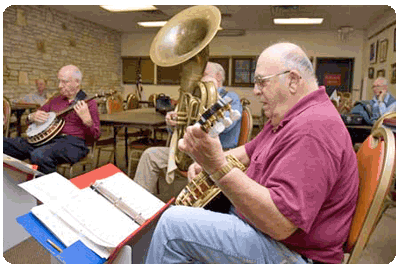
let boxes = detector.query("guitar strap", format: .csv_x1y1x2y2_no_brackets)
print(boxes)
69,90,87,106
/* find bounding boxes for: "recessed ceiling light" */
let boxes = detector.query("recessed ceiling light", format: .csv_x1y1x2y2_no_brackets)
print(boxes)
273,18,324,25
100,5,157,12
138,21,167,27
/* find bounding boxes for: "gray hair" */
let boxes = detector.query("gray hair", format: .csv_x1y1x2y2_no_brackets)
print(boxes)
70,67,83,83
207,62,225,84
280,50,317,87
62,65,83,83
374,77,388,86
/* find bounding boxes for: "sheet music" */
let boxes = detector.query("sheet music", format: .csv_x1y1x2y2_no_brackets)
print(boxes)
61,188,139,247
31,205,80,247
93,172,165,221
19,172,80,203
18,171,165,259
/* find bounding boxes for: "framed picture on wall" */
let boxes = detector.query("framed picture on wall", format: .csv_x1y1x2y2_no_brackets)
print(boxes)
370,41,378,64
377,69,385,78
390,63,395,84
378,39,389,63
368,67,374,79
394,28,396,52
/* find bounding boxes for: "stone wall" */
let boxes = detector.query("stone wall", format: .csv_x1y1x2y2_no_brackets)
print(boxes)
3,5,122,100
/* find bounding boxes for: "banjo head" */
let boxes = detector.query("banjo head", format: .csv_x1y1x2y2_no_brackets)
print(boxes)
26,112,57,137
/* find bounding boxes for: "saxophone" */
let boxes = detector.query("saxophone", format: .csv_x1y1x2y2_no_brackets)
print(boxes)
150,5,222,171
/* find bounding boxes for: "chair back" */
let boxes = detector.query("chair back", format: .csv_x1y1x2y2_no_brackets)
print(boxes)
344,127,396,263
371,112,396,133
3,97,12,137
126,93,140,110
106,94,124,114
148,94,156,107
237,98,253,146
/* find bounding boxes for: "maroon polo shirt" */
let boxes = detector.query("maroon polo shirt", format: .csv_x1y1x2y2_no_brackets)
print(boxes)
243,88,359,263
40,94,101,141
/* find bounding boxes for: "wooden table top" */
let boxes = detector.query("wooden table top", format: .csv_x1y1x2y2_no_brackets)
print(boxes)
11,102,40,110
99,108,166,127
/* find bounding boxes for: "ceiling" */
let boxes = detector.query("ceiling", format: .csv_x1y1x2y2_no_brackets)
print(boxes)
46,5,394,34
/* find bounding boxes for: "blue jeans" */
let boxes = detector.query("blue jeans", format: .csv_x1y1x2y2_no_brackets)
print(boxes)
3,135,89,174
145,206,310,264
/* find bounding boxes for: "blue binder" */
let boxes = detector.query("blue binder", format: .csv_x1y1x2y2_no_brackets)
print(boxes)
17,212,106,264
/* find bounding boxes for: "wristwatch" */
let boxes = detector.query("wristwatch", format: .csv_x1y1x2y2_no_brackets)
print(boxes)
209,155,246,182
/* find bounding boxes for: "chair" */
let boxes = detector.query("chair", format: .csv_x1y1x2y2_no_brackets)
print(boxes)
148,94,156,107
238,98,253,146
3,97,12,137
58,141,97,179
371,111,396,133
126,93,140,110
343,127,396,263
94,94,125,167
353,112,396,153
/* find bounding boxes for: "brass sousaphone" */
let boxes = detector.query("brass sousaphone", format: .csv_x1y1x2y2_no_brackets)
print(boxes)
150,5,221,171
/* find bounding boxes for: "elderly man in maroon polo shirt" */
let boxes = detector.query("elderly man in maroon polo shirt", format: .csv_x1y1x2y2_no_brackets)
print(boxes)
144,43,359,264
3,65,101,174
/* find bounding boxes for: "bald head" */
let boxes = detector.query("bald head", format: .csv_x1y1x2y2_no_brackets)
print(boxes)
257,42,317,90
58,65,82,99
58,65,82,83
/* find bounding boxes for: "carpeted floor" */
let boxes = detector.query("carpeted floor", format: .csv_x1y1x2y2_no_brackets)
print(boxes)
3,237,50,264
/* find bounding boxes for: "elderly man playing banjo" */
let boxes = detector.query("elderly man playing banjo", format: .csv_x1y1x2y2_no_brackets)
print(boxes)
3,65,101,174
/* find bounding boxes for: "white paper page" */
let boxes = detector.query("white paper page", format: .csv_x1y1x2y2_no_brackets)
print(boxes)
45,200,115,259
59,188,139,249
31,205,79,247
18,172,80,203
94,172,165,220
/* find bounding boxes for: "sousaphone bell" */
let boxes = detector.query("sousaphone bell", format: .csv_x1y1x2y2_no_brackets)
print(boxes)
150,5,222,171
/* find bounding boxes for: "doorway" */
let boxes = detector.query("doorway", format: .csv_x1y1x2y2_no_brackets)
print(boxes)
315,57,354,97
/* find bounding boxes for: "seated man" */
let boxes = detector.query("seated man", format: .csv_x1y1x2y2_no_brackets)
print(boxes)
369,77,396,122
3,65,101,174
145,42,359,264
14,78,48,106
133,62,242,195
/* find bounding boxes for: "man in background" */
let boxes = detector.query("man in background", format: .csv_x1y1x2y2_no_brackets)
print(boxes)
133,62,242,197
14,78,48,106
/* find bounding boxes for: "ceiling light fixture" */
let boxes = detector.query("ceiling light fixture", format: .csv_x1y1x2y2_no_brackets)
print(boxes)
138,21,223,30
100,5,157,12
273,18,324,25
138,21,167,27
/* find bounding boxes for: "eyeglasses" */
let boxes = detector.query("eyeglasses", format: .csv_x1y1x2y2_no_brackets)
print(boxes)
253,70,290,88
58,79,73,85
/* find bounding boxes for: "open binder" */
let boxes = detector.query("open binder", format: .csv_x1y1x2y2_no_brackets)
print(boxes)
16,164,174,264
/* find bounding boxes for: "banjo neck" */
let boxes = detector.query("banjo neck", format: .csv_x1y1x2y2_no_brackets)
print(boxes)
55,94,102,117
51,89,116,117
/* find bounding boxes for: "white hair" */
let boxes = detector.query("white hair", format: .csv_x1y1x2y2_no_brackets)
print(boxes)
265,42,317,88
70,67,83,83
375,77,388,86
280,50,317,88
62,65,83,83
206,62,225,84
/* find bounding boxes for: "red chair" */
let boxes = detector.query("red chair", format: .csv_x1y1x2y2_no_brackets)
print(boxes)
343,126,396,263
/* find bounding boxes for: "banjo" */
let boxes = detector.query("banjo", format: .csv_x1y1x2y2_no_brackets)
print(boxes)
26,91,116,146
174,96,246,212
